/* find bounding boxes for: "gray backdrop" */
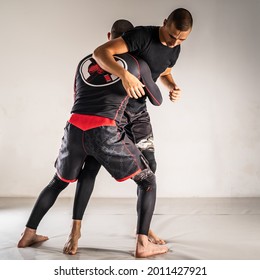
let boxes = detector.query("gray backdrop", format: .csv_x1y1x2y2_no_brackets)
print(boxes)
0,0,259,198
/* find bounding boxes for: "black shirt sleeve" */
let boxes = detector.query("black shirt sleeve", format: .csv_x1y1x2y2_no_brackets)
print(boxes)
169,45,181,68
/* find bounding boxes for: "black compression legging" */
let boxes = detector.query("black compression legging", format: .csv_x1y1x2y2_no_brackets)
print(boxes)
72,150,156,221
26,174,69,229
25,156,101,229
72,156,101,220
133,169,156,235
26,154,155,234
72,165,156,236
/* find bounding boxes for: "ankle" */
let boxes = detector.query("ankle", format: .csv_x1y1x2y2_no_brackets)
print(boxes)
137,234,149,246
72,220,81,229
70,220,81,236
24,227,36,234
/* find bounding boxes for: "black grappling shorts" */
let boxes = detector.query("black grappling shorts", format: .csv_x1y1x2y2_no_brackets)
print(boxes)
55,114,145,182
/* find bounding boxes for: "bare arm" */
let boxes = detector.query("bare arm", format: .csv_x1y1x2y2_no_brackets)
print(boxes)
159,67,182,102
93,38,145,99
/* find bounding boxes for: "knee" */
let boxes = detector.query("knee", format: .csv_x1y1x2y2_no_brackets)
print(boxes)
49,174,69,191
133,169,156,192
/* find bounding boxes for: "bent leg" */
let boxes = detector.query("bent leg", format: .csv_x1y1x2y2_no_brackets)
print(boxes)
84,126,167,257
63,156,101,255
18,174,69,248
127,108,164,242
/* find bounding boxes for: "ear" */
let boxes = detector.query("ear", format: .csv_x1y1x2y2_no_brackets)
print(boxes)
163,19,167,26
107,32,111,40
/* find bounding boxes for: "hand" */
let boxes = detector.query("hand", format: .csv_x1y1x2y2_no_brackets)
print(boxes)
169,84,181,102
121,71,145,99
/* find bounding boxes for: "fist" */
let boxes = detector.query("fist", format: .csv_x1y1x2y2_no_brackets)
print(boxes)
169,85,181,102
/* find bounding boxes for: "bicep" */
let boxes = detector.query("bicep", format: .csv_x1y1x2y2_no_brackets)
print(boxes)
94,37,129,56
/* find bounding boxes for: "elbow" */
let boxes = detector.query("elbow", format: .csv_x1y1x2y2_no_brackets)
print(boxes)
93,46,114,66
93,46,102,62
152,96,163,106
145,88,163,106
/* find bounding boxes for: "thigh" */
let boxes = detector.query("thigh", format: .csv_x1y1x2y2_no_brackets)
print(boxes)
85,126,145,181
55,122,87,182
80,155,101,176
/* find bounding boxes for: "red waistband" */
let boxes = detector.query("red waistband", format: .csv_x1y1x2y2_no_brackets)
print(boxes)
69,113,116,131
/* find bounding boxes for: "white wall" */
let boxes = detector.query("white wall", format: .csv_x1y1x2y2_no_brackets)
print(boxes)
0,0,259,198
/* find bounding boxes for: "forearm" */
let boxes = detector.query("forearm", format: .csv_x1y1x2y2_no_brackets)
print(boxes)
159,74,175,91
93,46,127,79
93,38,145,98
159,69,181,102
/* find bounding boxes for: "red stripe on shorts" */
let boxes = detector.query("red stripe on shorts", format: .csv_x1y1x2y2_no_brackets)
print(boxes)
69,113,116,131
56,172,77,183
116,168,142,182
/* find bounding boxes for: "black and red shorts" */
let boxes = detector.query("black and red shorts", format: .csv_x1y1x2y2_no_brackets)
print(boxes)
55,114,144,183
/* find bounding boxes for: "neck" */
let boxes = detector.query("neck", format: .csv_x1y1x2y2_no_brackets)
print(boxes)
159,26,167,46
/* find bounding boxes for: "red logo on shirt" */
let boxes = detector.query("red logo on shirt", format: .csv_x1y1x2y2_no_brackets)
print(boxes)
80,55,127,87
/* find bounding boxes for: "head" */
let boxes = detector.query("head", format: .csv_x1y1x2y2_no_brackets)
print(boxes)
107,19,134,40
160,8,193,48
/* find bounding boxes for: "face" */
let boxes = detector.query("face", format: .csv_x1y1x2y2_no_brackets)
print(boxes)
160,19,191,48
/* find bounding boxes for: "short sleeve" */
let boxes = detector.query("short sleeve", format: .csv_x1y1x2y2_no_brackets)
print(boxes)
168,45,181,68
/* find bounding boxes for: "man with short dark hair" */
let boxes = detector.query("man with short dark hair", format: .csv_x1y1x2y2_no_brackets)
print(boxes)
108,19,134,40
17,20,168,257
18,8,193,257
92,5,193,248
63,19,165,256
94,8,193,102
65,8,193,256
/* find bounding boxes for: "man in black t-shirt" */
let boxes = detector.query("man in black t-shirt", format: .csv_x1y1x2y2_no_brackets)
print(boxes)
63,20,165,256
93,8,192,102
17,51,168,258
93,7,193,253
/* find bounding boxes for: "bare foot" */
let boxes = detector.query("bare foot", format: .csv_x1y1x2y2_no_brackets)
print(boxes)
17,227,48,248
148,229,166,245
63,220,81,255
135,234,168,258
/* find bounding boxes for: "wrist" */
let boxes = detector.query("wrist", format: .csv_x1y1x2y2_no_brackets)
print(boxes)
119,69,130,79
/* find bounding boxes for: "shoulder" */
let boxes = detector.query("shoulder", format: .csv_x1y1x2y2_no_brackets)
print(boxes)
122,26,158,51
122,25,157,38
133,25,158,35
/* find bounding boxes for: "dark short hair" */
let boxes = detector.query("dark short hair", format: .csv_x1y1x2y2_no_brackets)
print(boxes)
167,8,193,31
111,19,134,39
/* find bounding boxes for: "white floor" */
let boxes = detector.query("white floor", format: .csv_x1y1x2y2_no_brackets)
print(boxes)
1,197,260,260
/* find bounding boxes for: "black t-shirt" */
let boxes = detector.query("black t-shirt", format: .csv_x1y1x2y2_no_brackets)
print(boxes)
71,53,162,122
122,26,181,82
122,26,180,110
